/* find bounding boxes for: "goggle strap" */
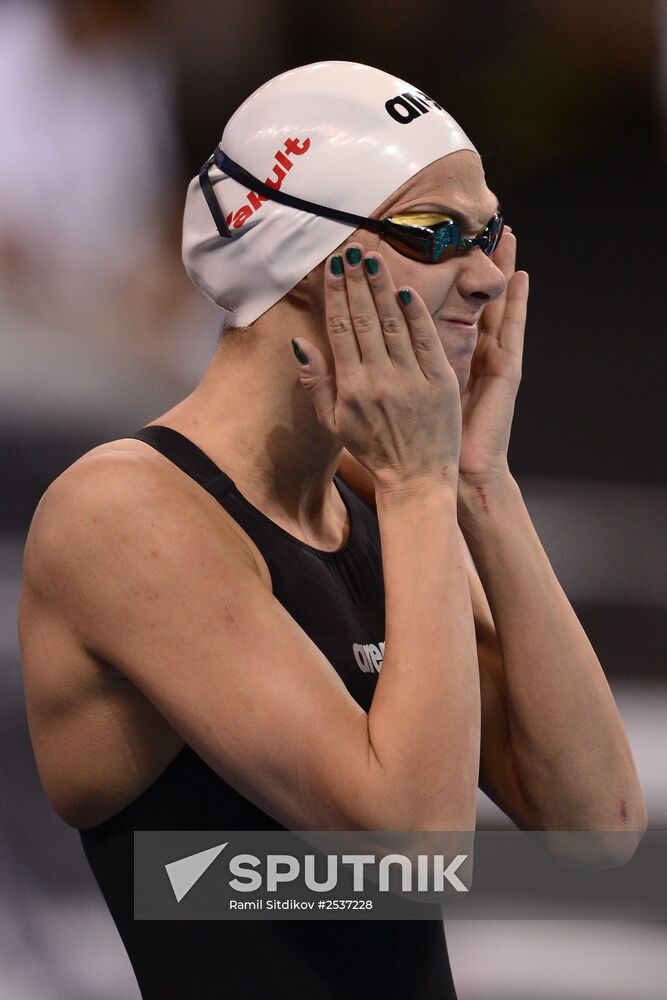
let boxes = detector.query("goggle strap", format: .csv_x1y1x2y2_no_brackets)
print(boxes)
210,148,386,237
198,155,232,239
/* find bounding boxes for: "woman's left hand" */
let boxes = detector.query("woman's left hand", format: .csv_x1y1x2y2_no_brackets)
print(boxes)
458,228,529,489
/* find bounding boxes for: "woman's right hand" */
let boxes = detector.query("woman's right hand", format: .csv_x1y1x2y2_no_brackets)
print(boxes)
291,244,462,495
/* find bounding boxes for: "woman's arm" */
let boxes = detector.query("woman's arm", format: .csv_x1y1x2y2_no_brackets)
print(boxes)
337,448,529,825
337,448,648,847
457,475,648,841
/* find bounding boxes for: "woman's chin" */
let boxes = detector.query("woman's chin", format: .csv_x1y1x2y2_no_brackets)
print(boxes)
439,345,473,392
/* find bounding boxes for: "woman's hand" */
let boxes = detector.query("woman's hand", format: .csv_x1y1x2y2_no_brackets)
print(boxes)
458,228,529,489
291,245,462,497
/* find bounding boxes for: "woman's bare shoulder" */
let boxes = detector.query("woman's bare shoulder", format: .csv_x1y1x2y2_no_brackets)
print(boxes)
22,436,272,600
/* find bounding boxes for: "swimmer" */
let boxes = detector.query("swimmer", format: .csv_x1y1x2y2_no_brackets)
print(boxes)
18,61,647,999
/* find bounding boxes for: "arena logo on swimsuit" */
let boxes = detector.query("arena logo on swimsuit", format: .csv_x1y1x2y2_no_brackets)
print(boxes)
353,641,385,674
224,137,311,230
385,90,444,124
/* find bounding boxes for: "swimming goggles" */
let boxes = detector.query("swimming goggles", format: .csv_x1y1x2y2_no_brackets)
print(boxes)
199,148,504,265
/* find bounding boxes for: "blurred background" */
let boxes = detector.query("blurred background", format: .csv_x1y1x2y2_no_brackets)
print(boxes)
1,0,665,997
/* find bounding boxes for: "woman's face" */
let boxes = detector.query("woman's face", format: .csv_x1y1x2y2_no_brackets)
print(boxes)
348,150,507,392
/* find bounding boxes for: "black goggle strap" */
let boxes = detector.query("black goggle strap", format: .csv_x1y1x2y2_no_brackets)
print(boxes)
200,148,387,240
198,155,233,239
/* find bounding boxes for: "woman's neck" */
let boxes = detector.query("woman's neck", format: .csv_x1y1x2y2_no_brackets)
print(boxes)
149,314,348,546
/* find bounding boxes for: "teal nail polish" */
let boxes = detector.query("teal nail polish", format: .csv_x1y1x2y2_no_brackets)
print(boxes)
291,338,309,364
330,255,344,276
398,289,412,305
364,257,379,276
345,246,362,266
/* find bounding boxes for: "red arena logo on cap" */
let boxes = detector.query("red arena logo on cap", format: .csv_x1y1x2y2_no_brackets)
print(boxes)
226,137,311,230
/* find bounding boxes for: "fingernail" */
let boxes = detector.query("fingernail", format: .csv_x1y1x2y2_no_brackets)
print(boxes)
345,246,362,266
364,257,379,276
397,289,412,305
330,255,344,276
291,338,309,364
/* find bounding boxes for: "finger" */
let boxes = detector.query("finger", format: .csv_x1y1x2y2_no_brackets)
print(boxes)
291,337,338,434
480,229,517,338
341,244,391,368
498,270,529,359
396,287,452,382
324,251,362,378
494,226,516,274
361,252,421,371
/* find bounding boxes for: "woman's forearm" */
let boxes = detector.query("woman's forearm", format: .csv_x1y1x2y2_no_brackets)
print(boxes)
367,481,481,831
457,473,648,832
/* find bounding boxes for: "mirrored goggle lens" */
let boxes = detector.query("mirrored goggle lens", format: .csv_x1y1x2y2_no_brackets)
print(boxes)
480,213,504,256
383,216,461,263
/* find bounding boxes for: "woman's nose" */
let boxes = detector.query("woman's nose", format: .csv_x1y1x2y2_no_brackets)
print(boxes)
454,248,507,302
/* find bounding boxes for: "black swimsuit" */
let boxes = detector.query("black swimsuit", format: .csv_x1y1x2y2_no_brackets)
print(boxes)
78,424,458,999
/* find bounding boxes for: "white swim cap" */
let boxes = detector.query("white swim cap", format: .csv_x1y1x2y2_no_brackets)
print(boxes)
182,60,477,329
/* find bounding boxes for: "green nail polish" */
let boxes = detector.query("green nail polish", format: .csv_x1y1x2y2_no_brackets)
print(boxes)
345,246,362,266
398,289,412,305
291,338,309,364
330,255,344,276
364,257,379,276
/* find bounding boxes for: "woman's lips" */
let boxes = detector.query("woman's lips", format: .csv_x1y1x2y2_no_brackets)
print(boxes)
442,316,478,327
